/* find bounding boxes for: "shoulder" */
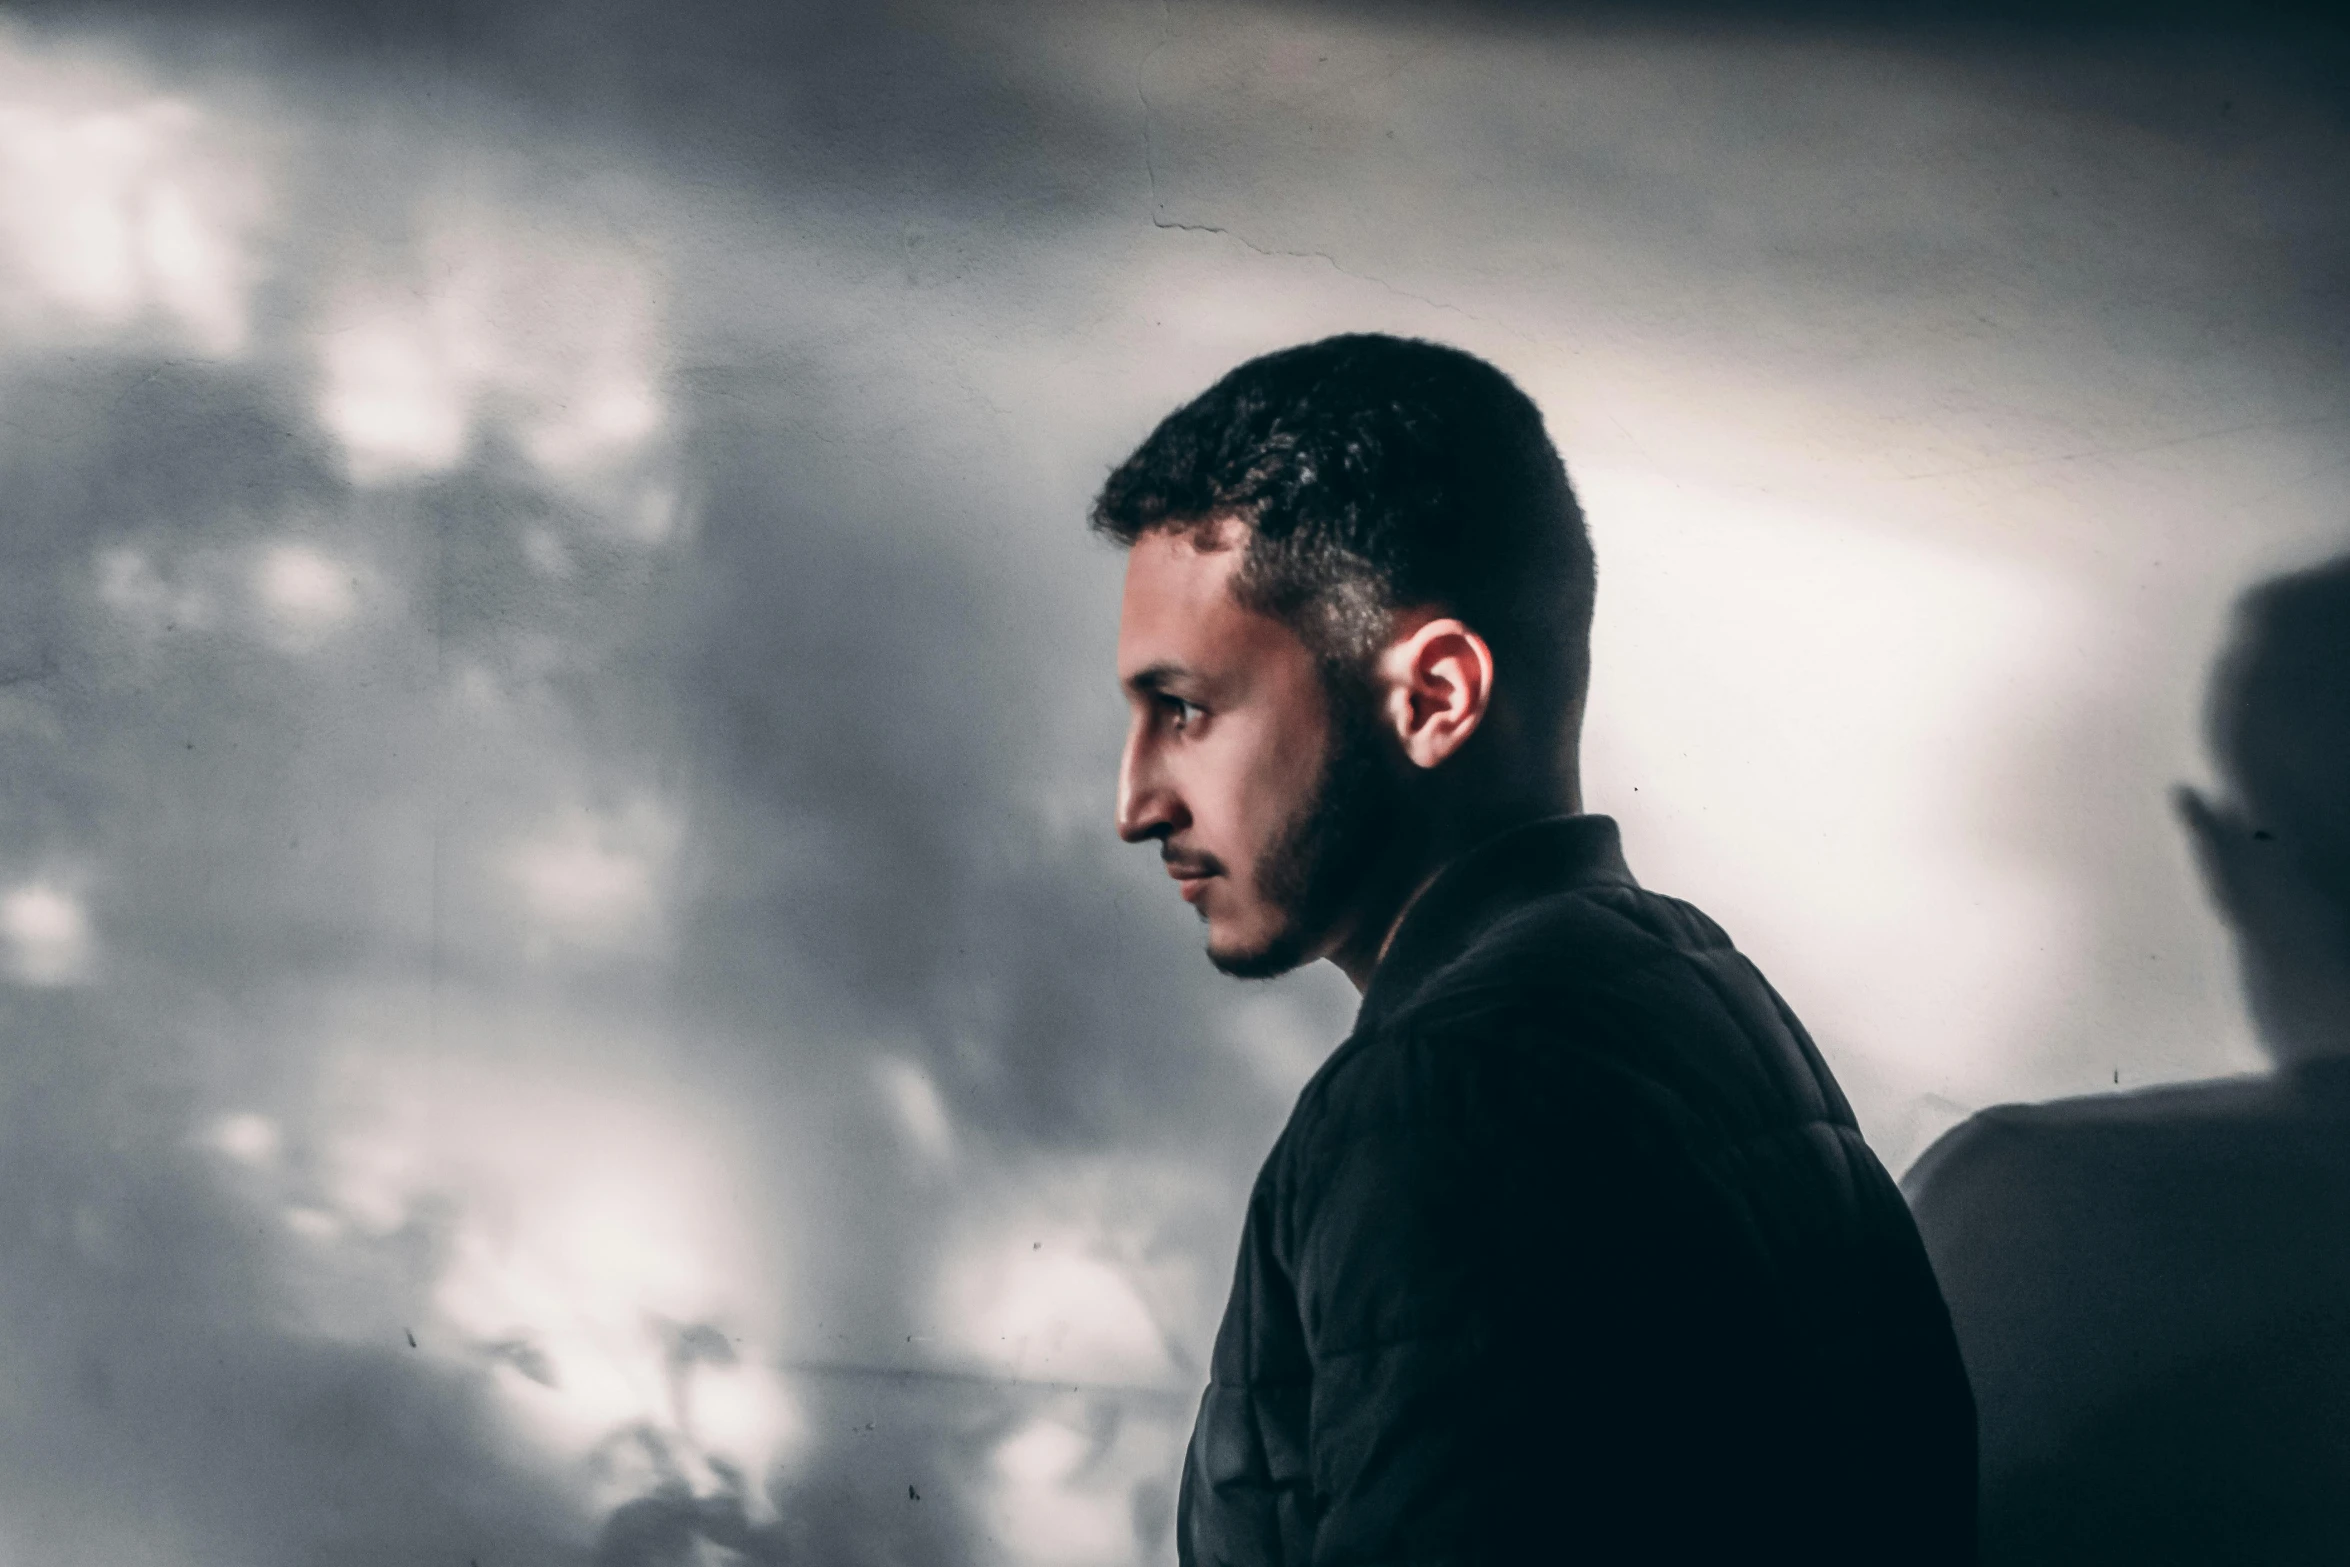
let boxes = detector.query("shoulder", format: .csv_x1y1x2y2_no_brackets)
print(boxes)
1390,882,1736,1050
1902,1078,2289,1265
1300,890,1656,1101
1268,878,1862,1221
1275,891,1725,1172
1327,881,1837,1132
1427,883,1849,1143
1906,1076,2287,1200
1898,1105,2056,1236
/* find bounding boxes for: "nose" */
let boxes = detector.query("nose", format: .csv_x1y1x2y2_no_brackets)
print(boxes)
1116,724,1186,844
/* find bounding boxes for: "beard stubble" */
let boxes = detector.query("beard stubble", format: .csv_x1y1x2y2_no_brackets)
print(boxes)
1208,676,1408,980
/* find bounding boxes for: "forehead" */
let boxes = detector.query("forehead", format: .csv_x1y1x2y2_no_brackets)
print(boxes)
1116,527,1297,679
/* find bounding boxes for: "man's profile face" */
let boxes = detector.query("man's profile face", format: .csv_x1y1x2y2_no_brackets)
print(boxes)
1115,526,1395,976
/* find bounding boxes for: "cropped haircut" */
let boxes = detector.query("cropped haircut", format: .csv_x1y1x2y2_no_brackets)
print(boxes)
1091,334,1597,736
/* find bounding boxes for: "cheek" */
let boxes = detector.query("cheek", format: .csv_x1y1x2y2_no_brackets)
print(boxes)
1219,718,1326,859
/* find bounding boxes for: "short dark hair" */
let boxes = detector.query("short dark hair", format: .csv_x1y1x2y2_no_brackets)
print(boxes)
2212,552,2350,903
1091,333,1597,734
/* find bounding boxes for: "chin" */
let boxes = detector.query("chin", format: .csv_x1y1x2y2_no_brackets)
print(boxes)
1206,920,1316,981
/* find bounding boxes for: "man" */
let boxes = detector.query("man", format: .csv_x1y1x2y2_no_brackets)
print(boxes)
1907,554,2350,1565
1095,334,1976,1565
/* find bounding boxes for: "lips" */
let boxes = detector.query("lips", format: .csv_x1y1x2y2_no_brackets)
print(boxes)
1163,855,1217,904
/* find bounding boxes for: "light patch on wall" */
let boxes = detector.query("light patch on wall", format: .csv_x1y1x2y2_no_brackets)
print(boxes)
1,880,94,986
977,1398,1183,1567
0,29,265,356
874,1055,956,1165
252,540,361,653
219,1046,802,1522
95,545,216,636
315,314,472,478
1580,467,2093,1118
938,1224,1180,1388
313,200,672,514
202,1110,283,1169
503,800,683,957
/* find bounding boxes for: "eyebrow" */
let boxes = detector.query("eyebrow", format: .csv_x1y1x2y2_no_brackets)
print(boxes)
1123,661,1197,697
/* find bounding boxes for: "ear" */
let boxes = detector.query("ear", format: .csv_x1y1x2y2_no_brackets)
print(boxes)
2177,785,2241,909
1376,615,1496,771
2176,783,2277,930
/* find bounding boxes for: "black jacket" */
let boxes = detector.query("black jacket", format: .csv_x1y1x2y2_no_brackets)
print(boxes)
1177,815,1976,1565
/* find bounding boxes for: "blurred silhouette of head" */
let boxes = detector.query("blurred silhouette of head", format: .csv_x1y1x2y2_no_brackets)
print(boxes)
2179,552,2350,1066
1094,334,1594,985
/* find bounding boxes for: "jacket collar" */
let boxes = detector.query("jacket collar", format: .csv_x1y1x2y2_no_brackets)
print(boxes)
1354,813,1636,1034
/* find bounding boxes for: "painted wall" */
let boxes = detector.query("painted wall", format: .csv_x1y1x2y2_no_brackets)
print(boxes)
0,2,2343,1559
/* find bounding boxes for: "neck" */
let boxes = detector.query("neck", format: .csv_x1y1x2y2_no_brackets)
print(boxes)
2228,878,2350,1071
2247,951,2350,1070
1329,778,1581,992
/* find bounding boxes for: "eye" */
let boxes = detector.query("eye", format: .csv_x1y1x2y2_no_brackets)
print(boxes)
1162,695,1203,733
